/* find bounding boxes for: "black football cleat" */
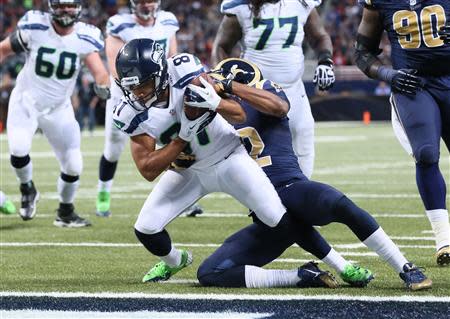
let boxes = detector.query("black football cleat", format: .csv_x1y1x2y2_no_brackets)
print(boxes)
54,203,91,228
19,181,39,221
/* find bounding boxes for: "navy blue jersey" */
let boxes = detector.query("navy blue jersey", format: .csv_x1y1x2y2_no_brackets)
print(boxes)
360,0,450,76
234,80,304,187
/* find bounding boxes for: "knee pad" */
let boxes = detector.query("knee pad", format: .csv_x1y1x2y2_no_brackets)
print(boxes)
60,172,79,183
10,155,30,169
415,144,439,165
61,149,83,176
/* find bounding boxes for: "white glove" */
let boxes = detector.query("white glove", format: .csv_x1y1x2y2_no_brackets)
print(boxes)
313,64,335,91
178,110,214,142
94,83,111,99
185,76,221,111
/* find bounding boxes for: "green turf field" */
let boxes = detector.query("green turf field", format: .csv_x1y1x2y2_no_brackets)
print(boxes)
1,122,449,297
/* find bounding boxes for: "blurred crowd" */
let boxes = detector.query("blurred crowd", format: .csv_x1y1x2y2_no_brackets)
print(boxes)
324,0,391,66
0,0,391,131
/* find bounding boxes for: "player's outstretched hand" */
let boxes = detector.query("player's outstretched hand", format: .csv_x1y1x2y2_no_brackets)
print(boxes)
313,63,335,91
185,77,221,111
391,69,424,96
178,111,214,142
94,84,111,100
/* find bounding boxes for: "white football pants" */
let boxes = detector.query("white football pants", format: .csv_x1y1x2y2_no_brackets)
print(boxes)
134,145,286,234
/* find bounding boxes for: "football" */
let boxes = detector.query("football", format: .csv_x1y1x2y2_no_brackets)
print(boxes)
184,72,216,120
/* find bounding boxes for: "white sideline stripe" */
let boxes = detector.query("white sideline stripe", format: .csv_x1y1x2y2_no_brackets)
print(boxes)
1,291,449,303
390,236,435,241
0,310,272,319
421,230,434,234
0,242,435,250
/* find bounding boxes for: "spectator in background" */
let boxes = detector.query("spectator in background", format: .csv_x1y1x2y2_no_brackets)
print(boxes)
75,73,98,134
374,81,391,96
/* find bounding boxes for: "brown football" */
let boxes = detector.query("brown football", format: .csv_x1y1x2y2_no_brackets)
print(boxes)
184,72,217,120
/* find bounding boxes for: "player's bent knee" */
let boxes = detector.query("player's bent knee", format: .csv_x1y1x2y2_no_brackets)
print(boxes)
415,144,439,165
62,149,83,176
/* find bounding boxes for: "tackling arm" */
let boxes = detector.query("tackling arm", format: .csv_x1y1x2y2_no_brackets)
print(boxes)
211,15,242,66
0,29,26,64
231,82,289,118
168,34,178,57
130,134,187,182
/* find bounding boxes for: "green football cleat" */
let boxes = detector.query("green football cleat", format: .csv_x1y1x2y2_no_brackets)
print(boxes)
340,264,374,287
96,191,111,217
0,200,16,215
142,250,193,282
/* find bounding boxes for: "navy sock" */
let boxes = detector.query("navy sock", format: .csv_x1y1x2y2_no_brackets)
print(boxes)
416,162,446,210
197,265,246,287
134,228,172,256
99,155,118,182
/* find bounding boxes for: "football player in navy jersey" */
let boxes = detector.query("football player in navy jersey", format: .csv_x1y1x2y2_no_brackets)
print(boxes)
189,58,432,291
355,0,450,266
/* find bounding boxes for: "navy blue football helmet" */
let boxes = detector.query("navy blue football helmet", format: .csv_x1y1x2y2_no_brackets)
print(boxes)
116,38,169,110
48,0,82,27
210,58,263,86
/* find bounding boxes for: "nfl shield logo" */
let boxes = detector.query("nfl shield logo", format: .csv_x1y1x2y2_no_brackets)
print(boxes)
410,0,417,6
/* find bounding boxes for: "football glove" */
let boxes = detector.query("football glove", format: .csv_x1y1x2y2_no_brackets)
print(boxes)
178,110,214,142
313,59,335,91
94,84,111,100
185,77,221,111
377,67,424,96
209,69,234,94
438,21,450,44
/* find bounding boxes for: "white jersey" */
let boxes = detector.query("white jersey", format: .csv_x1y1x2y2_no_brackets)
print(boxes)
106,11,179,99
221,0,320,87
113,53,241,170
15,10,103,112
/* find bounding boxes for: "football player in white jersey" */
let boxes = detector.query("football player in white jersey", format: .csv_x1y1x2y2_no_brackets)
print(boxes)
0,0,110,227
96,0,180,217
112,38,319,283
212,0,335,178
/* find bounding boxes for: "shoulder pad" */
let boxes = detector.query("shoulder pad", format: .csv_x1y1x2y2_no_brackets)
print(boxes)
18,10,50,31
158,11,179,29
308,0,322,8
220,0,250,15
112,99,147,136
106,14,136,37
168,54,205,89
76,23,104,51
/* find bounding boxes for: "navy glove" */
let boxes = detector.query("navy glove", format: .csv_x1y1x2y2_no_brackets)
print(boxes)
377,67,424,96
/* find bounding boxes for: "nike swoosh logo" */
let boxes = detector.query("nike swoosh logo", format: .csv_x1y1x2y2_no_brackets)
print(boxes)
188,124,197,130
285,183,294,188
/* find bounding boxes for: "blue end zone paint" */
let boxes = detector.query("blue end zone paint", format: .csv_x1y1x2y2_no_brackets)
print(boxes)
2,296,450,319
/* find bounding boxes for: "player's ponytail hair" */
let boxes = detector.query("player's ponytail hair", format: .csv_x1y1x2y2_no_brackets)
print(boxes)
249,0,308,18
249,0,274,18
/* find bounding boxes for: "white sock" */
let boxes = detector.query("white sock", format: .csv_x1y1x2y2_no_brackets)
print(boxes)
160,246,182,267
245,265,298,288
0,191,6,206
57,177,79,204
14,161,32,184
98,179,113,193
321,248,349,273
426,209,450,251
363,227,408,273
